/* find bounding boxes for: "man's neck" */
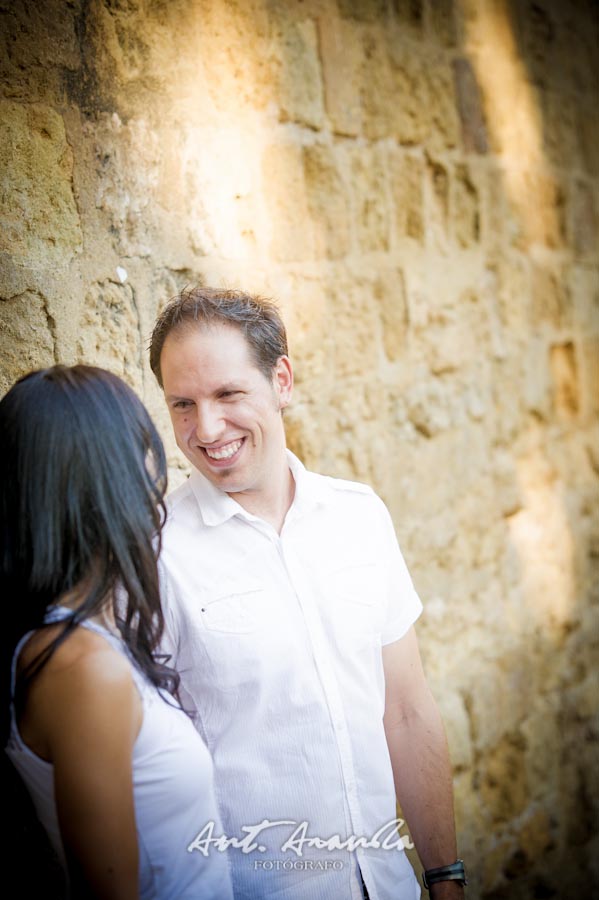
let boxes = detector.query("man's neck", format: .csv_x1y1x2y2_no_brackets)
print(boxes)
228,456,295,534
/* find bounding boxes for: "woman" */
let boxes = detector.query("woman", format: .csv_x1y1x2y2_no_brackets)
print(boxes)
1,365,233,900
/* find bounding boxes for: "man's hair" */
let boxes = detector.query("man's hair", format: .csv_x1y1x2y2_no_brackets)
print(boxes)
149,287,288,388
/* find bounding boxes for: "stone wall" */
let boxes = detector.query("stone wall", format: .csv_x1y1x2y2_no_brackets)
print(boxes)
1,1,598,896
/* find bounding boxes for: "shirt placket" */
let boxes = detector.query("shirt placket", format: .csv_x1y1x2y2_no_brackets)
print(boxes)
277,531,368,899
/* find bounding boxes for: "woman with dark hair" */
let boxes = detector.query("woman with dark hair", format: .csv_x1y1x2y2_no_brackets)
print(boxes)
1,365,233,900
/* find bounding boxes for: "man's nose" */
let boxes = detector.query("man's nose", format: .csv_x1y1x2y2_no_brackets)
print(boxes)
195,403,225,445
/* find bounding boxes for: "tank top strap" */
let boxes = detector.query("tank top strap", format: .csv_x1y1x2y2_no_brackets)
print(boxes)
7,607,79,727
9,630,36,700
43,605,124,654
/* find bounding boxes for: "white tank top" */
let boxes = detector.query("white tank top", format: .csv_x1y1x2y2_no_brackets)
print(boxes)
5,607,233,900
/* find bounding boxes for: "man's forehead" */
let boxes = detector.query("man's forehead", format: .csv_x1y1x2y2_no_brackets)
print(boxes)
161,322,266,389
162,320,255,362
164,318,247,347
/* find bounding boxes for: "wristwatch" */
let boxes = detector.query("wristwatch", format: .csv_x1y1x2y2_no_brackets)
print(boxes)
422,859,467,890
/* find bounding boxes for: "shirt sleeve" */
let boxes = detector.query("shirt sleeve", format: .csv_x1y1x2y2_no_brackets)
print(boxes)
375,496,423,645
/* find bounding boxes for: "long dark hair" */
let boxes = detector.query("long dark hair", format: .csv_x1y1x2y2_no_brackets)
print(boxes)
0,364,178,746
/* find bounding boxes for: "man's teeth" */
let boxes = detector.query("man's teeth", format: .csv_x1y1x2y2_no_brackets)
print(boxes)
205,440,242,460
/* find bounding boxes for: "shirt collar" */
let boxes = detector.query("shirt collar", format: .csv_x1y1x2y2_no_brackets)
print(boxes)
188,449,326,528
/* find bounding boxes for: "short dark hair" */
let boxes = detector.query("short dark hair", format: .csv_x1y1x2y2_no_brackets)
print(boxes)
0,364,178,745
149,287,288,387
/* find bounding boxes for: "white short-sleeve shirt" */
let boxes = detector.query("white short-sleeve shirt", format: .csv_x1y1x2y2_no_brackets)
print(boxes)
160,451,423,900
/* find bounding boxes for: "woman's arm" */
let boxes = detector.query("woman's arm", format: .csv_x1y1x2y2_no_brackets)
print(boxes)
23,629,143,899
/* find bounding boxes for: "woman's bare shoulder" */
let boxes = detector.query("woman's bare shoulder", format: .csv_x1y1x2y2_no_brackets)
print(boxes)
18,619,131,683
16,619,141,761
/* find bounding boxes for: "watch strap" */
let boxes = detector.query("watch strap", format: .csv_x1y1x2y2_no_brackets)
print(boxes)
422,859,467,889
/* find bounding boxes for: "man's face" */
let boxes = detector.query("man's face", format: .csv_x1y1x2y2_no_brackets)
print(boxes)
160,323,292,497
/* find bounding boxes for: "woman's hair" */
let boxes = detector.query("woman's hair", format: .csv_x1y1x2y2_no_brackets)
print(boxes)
0,364,177,745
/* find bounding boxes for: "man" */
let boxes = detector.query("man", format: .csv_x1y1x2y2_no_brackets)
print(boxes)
150,288,466,900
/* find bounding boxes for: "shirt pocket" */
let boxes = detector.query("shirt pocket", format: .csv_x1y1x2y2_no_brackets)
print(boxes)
199,578,270,634
319,562,385,648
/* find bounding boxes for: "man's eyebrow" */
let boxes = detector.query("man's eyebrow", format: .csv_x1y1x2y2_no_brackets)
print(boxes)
165,383,244,402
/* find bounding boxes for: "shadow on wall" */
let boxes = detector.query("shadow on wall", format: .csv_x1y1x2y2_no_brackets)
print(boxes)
448,2,599,897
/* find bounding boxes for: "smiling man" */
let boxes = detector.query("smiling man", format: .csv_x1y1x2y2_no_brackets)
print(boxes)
149,288,466,900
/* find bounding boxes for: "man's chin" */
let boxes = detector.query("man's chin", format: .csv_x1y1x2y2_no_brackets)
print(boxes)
198,462,245,490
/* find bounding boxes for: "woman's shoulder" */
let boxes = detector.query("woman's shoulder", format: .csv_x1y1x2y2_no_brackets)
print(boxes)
16,619,142,761
18,618,132,685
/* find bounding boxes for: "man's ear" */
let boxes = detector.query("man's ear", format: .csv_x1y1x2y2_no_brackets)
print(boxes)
273,356,293,410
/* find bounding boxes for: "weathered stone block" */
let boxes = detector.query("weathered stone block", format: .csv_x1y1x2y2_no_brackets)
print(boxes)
426,157,450,249
482,164,522,261
422,57,460,154
426,320,467,376
405,378,451,437
337,0,387,22
453,164,480,248
541,88,580,170
569,179,599,258
492,254,532,335
390,0,424,33
0,101,82,263
385,50,458,152
437,690,473,771
262,142,313,261
77,280,142,392
549,341,580,419
273,17,325,129
0,291,55,393
452,57,488,154
493,449,523,518
360,28,395,140
512,168,567,250
580,337,599,419
577,103,599,176
348,145,390,254
516,0,557,87
389,150,424,243
373,268,409,362
280,272,333,388
195,1,275,113
326,274,382,378
302,143,350,259
520,696,561,799
0,0,80,103
552,4,597,97
568,264,599,334
479,731,530,824
387,50,428,145
531,261,572,330
429,0,458,47
318,16,362,136
93,113,162,258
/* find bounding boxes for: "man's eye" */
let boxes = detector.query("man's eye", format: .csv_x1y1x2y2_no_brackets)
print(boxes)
173,400,192,409
221,391,241,399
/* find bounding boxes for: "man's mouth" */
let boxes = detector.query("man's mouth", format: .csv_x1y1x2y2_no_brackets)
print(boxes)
203,438,244,461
